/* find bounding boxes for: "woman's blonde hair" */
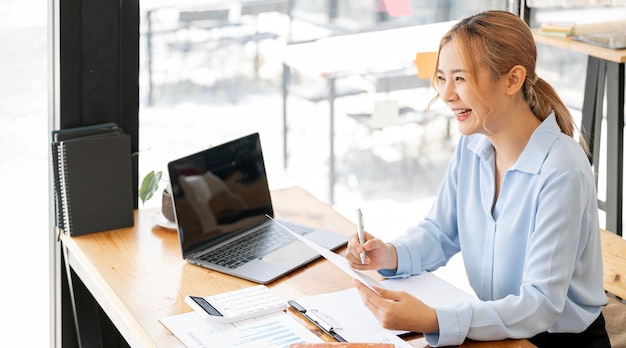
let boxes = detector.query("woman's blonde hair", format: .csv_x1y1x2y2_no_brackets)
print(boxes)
433,10,587,152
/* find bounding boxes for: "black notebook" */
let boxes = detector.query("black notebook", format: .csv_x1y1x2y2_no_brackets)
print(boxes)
51,124,134,236
51,123,121,230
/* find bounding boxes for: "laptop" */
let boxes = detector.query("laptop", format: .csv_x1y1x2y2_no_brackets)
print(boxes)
167,132,348,284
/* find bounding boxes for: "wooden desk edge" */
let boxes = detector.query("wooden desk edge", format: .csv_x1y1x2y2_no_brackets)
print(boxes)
60,229,157,348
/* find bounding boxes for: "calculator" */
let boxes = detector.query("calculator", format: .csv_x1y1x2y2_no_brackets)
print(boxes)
185,285,287,323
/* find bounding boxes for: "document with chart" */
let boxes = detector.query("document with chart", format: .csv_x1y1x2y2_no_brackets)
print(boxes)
159,311,323,347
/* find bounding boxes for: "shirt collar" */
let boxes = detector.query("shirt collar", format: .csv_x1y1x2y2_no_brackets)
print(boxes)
466,112,561,174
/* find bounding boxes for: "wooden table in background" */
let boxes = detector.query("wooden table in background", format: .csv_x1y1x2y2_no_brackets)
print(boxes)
59,186,534,347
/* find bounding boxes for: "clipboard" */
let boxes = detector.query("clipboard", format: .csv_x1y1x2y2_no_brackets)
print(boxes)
287,272,478,343
288,300,348,342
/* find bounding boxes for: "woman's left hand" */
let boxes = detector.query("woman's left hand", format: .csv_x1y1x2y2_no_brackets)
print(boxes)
352,279,439,334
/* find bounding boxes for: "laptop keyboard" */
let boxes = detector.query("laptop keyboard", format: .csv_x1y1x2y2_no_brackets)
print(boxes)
197,222,314,269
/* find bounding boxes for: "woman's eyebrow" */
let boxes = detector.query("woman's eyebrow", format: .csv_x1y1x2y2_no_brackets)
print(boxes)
437,68,468,74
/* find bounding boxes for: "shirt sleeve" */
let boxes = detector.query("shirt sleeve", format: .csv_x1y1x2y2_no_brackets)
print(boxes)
378,141,463,278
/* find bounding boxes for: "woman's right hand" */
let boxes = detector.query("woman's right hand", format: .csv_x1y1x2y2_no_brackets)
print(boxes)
345,231,398,271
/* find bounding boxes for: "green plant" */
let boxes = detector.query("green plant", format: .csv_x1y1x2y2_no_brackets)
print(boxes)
138,170,162,205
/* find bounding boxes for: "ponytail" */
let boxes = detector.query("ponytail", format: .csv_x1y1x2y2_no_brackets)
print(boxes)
526,77,589,155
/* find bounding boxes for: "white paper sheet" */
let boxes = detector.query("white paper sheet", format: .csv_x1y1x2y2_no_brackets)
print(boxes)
159,311,323,347
268,215,383,294
293,272,478,342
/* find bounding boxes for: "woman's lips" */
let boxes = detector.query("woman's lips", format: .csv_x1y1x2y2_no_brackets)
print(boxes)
454,108,471,122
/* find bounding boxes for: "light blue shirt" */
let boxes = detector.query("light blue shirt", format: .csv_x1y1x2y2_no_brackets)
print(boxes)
380,114,606,346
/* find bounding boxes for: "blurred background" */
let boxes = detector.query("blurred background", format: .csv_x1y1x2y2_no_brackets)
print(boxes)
2,0,625,345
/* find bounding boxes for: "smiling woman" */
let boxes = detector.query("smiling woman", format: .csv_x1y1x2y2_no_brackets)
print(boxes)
344,10,611,347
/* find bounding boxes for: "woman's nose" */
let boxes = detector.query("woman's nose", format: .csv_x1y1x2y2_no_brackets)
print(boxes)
439,81,456,102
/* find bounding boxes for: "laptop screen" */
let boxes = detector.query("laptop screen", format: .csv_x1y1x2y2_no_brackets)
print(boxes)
167,133,274,255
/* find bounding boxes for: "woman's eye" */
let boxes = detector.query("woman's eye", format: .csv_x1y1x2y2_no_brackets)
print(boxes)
455,76,465,82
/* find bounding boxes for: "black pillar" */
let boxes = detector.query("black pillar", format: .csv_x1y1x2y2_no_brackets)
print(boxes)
56,0,139,346
59,0,140,208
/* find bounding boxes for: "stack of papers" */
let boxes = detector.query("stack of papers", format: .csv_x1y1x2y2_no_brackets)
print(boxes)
539,21,575,37
292,272,478,343
539,19,626,38
160,217,478,347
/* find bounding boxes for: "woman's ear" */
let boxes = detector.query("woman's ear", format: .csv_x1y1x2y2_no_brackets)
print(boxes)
505,65,526,95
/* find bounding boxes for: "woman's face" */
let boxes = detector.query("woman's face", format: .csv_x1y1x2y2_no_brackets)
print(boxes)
436,43,505,136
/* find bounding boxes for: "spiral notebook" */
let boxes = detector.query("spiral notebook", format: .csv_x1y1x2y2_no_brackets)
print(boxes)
51,124,134,236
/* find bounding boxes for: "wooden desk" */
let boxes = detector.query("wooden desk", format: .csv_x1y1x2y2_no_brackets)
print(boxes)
282,21,455,204
59,186,533,347
533,30,626,235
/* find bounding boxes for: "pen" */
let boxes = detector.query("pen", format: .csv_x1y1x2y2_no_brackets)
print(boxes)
356,208,366,264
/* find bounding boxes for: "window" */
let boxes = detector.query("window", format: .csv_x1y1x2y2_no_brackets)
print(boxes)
138,0,510,213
